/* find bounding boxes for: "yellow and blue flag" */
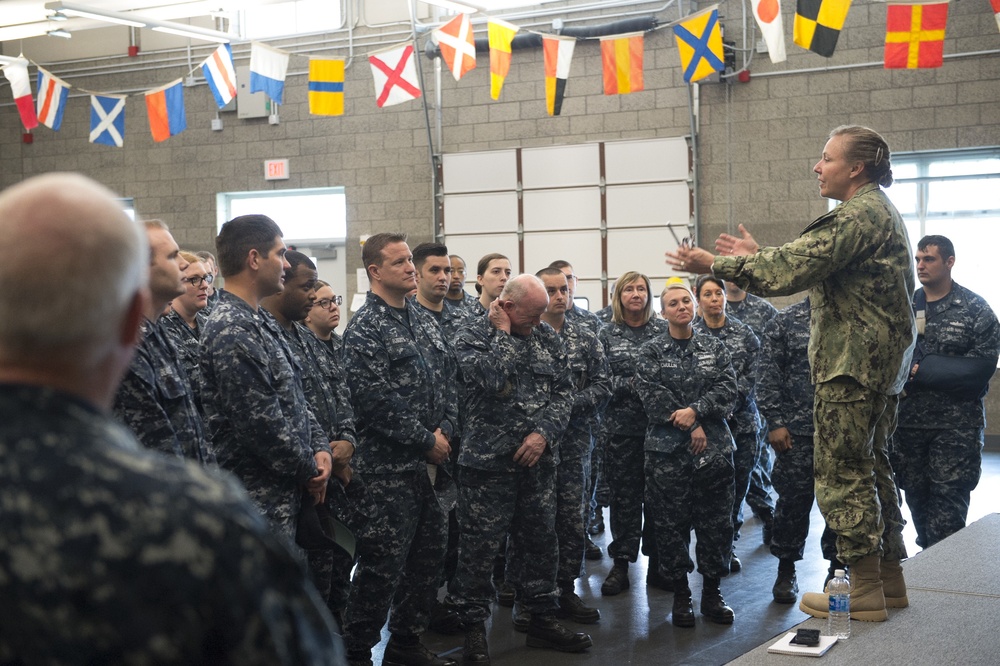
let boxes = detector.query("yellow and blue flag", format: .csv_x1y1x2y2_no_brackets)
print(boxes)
309,59,345,116
673,6,725,83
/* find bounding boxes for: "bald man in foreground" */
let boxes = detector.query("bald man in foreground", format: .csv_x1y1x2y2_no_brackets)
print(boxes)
0,174,342,664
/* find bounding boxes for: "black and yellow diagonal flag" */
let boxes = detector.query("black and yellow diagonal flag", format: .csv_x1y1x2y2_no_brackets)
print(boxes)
794,0,853,57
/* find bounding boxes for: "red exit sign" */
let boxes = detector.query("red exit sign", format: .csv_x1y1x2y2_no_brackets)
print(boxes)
264,159,290,180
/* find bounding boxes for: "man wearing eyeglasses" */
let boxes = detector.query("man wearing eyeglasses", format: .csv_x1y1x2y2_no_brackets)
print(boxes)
113,220,214,465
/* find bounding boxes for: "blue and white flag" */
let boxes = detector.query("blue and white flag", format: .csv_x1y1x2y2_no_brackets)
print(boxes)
36,67,70,131
250,41,289,104
201,43,237,108
90,94,126,147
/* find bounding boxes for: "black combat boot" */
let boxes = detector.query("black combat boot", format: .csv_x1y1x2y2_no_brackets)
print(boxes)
601,558,630,596
701,576,735,624
584,534,603,560
646,557,674,592
462,622,490,665
671,576,695,628
525,614,593,653
556,580,600,624
729,549,742,573
383,634,458,666
772,559,799,604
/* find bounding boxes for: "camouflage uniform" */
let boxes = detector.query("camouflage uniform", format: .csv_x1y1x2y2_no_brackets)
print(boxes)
757,299,837,562
271,315,362,616
552,317,611,584
420,299,472,346
894,283,1000,548
200,290,331,543
159,308,208,417
342,292,458,653
597,318,670,563
595,305,614,324
447,290,481,313
565,304,602,336
694,316,761,546
445,316,574,623
113,318,214,466
713,182,915,564
729,294,778,520
0,384,342,665
635,330,738,580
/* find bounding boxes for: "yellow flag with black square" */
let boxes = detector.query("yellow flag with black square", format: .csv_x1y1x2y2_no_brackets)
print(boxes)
794,0,852,57
308,58,344,116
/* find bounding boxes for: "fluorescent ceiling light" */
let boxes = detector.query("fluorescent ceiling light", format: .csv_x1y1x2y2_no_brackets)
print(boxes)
47,28,73,38
152,25,230,44
43,1,232,43
44,2,147,28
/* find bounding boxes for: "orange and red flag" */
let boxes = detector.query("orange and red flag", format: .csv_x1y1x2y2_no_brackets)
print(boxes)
884,1,949,69
600,32,644,95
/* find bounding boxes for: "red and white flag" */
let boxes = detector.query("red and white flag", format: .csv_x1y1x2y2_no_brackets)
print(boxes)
991,0,1000,32
435,13,477,81
2,59,38,130
752,0,787,63
369,42,421,108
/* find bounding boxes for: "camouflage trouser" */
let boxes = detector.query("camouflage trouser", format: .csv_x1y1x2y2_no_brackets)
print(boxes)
589,435,610,513
645,450,734,580
813,378,907,564
555,454,591,584
605,433,657,562
891,426,983,549
746,420,776,517
731,427,759,544
446,463,559,623
343,470,447,651
769,432,837,562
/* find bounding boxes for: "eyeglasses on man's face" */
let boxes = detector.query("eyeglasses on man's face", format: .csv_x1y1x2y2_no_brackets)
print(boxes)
314,296,343,310
181,274,214,287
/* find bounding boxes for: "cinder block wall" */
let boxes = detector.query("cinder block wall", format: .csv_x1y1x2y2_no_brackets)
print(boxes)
2,1,1000,429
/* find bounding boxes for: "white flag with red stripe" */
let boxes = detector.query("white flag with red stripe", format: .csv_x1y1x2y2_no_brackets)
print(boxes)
752,0,787,63
369,42,421,108
3,59,38,130
201,44,237,108
35,67,71,131
434,13,477,81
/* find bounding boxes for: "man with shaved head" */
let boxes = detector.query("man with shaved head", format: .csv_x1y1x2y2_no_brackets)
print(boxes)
446,274,593,663
0,173,341,663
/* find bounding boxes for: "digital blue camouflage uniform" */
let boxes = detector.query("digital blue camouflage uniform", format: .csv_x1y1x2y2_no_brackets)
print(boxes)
713,182,915,564
728,293,778,521
635,330,738,580
595,305,614,323
343,292,458,654
0,384,342,665
200,290,331,544
757,299,837,562
550,317,611,586
597,317,670,564
268,312,363,617
422,298,473,346
893,282,1000,548
113,317,214,466
445,315,574,623
694,315,761,549
447,290,481,313
160,308,208,417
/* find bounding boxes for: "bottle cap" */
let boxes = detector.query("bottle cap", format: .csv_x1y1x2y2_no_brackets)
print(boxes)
834,569,846,577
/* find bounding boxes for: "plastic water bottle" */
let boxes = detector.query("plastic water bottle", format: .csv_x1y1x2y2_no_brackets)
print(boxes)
827,568,851,639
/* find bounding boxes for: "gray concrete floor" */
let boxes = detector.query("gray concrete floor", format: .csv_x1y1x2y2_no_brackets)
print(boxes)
366,450,1000,665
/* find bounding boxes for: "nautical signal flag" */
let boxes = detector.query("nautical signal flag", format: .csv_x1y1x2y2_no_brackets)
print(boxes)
369,42,421,108
2,59,38,130
309,59,345,116
201,44,237,109
600,32,644,95
145,79,187,143
543,34,576,115
35,67,71,131
992,0,1000,32
488,18,519,100
435,13,477,82
90,94,126,148
752,0,787,63
250,41,290,104
794,0,852,57
884,1,949,69
673,7,725,83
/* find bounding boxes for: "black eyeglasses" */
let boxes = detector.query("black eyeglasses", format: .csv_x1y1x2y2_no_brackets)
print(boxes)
314,296,342,310
181,274,214,287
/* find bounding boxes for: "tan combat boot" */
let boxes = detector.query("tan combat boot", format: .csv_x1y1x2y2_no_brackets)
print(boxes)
799,554,888,622
881,557,909,608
